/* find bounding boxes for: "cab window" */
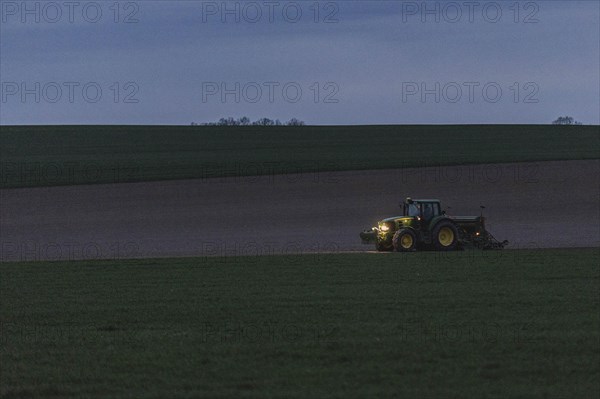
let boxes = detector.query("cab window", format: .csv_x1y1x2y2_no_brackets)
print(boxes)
422,203,433,221
407,203,421,217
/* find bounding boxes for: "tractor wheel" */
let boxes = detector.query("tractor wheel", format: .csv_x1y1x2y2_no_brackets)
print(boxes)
393,229,417,252
375,241,391,252
432,222,459,251
375,240,393,252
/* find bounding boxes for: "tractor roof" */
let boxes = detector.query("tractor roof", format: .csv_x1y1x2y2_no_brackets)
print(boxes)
406,198,440,203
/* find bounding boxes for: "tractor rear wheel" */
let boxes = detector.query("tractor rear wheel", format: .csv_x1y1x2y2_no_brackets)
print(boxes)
393,229,417,252
432,222,459,251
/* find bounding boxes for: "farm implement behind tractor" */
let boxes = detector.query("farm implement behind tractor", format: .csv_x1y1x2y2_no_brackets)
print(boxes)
360,198,508,252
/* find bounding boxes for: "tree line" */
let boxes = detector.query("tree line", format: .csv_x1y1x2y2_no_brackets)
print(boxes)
192,116,585,126
552,116,583,125
191,117,305,126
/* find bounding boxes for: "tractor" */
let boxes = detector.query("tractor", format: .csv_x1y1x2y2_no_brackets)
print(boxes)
360,198,508,252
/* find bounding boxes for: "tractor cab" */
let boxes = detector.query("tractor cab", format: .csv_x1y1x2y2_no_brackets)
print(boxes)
401,198,442,225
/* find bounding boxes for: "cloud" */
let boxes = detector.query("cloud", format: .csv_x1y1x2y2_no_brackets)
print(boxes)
1,1,598,125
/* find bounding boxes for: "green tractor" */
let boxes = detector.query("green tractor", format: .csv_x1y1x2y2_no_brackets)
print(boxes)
360,198,508,252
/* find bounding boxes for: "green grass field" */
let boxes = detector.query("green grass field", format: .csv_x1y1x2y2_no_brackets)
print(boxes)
1,249,598,398
1,125,598,188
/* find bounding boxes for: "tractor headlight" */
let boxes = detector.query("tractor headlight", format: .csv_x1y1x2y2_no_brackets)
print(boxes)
379,224,390,232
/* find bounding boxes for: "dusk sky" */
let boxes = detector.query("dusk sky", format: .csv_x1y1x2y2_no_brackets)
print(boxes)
1,0,598,125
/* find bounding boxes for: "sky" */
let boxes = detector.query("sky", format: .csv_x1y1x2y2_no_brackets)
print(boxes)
1,0,599,125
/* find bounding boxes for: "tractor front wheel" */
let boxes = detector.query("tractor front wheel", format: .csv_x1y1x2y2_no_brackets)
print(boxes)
376,240,393,252
433,222,459,251
393,229,417,252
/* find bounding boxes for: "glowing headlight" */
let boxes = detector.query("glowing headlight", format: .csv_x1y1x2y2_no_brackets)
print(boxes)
380,224,390,232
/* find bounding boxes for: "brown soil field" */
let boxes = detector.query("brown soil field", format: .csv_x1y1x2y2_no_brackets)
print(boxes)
1,160,598,262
